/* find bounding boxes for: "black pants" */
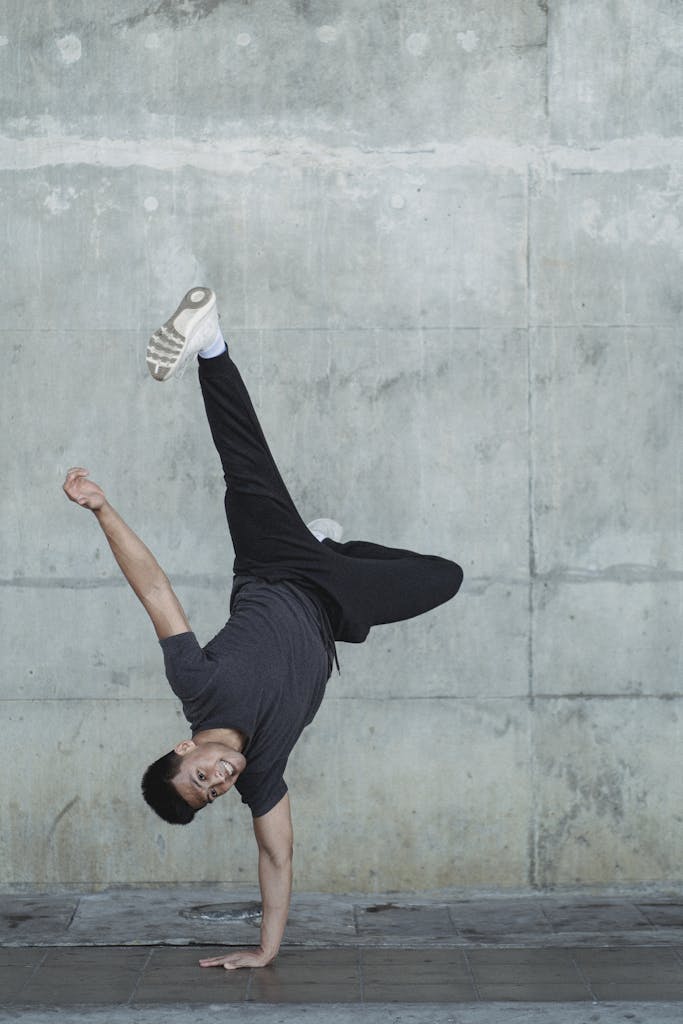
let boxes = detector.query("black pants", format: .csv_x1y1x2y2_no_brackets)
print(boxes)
198,350,463,643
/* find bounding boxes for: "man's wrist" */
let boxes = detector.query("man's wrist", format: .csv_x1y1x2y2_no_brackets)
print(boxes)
258,939,280,961
93,499,111,519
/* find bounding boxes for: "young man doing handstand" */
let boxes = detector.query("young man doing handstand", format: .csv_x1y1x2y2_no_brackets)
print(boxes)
62,287,463,969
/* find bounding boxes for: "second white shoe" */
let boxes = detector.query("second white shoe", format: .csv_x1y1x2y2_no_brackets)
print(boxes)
307,518,344,543
146,287,218,382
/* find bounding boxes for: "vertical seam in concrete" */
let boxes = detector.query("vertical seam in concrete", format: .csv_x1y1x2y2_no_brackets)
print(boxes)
544,1,550,122
526,162,539,891
570,951,599,1002
16,948,49,1001
127,945,154,1005
461,948,482,1001
65,897,80,931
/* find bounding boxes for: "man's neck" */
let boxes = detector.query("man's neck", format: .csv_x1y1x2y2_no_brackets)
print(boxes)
193,727,246,752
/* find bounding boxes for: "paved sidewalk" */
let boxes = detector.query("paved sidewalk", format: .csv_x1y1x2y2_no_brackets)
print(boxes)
1,887,682,1020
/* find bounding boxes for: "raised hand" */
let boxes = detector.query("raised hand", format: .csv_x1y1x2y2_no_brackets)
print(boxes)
62,467,106,511
199,947,275,971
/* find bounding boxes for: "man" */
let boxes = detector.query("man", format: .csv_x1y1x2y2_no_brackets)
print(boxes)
62,286,463,970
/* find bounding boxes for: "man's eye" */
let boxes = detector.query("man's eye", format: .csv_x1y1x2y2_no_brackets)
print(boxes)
210,788,218,799
198,771,205,781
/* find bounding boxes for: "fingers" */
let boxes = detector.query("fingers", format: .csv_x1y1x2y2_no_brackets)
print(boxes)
64,467,89,483
63,468,88,490
198,953,253,970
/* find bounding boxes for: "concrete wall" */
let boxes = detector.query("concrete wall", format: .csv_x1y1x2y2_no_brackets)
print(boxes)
1,0,681,891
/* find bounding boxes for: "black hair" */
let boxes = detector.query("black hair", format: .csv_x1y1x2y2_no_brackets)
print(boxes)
141,750,197,825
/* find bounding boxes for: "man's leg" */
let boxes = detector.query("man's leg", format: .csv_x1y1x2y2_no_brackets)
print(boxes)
198,349,325,577
198,348,462,636
148,288,463,634
316,538,463,642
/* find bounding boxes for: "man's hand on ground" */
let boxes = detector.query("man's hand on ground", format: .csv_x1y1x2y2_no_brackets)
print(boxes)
62,467,106,511
199,947,275,971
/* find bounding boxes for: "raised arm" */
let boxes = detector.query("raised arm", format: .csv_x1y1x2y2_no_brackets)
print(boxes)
62,467,190,640
199,793,294,970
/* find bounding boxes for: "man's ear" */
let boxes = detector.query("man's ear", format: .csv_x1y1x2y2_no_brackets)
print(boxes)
174,739,196,756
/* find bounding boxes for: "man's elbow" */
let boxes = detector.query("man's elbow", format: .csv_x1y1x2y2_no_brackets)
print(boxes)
260,842,294,870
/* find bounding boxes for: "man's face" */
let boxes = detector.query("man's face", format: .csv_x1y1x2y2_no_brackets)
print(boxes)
170,740,247,810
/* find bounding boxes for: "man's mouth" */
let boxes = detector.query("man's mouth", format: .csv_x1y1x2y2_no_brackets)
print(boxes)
220,759,235,778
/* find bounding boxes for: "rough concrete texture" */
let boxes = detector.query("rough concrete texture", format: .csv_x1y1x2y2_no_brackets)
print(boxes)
0,0,681,892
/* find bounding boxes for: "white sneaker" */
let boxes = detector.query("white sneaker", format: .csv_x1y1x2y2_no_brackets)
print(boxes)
307,518,344,543
146,287,218,381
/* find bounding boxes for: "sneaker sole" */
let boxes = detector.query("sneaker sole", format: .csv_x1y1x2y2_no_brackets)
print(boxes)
146,287,217,381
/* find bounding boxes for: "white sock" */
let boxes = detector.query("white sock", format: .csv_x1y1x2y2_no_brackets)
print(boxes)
199,324,226,359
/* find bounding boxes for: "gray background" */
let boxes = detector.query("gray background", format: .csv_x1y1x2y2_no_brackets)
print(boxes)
1,0,681,891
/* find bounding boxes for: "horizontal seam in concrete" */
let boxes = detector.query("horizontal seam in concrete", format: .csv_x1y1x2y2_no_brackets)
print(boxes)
3,694,681,704
1,133,681,174
0,323,678,332
534,567,683,584
3,567,680,589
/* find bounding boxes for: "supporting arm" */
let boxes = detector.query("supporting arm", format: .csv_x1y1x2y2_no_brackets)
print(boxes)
198,794,294,970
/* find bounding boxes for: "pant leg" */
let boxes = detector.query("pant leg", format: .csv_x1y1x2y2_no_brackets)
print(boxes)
198,350,322,575
319,538,463,641
198,349,462,639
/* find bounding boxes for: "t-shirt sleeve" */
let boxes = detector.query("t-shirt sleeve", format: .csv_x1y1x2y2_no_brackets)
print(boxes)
159,631,215,703
236,767,288,818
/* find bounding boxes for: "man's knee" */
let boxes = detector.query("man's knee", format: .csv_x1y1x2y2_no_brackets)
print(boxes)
440,559,463,601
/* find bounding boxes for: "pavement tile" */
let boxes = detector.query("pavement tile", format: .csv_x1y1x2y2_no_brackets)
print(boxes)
355,905,455,940
12,947,149,1006
361,951,471,986
361,949,468,966
133,946,248,1003
541,902,652,932
0,896,79,944
69,889,260,946
274,949,358,965
583,967,683,984
363,982,477,1002
283,895,358,945
248,947,361,1003
0,964,45,1001
572,945,683,998
572,946,681,967
0,948,46,967
448,899,552,938
362,966,471,983
249,977,361,1003
467,948,576,966
637,903,683,927
471,965,582,982
467,948,586,998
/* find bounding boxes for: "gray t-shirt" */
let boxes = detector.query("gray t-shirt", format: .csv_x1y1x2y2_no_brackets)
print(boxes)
159,577,333,817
